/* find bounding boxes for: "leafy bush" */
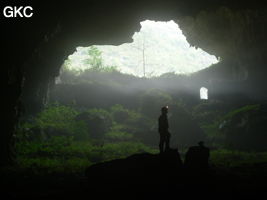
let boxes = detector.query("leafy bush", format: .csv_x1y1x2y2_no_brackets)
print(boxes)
76,108,112,139
222,104,260,120
110,104,130,123
101,142,157,161
210,149,267,168
33,103,89,140
192,100,226,125
16,157,92,174
218,104,267,150
15,134,157,174
36,103,77,129
105,131,133,142
109,104,157,144
83,46,103,71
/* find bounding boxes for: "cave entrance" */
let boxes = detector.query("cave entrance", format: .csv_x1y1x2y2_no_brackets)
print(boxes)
60,20,218,80
200,87,208,100
14,19,219,170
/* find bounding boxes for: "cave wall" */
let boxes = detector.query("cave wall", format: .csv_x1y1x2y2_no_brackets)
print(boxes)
178,6,267,100
4,0,267,165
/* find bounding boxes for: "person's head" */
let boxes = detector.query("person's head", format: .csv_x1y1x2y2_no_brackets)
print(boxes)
198,141,204,147
161,106,168,114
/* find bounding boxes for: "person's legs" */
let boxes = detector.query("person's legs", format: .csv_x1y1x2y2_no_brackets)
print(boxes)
165,135,170,151
159,134,164,153
160,132,171,153
164,132,171,152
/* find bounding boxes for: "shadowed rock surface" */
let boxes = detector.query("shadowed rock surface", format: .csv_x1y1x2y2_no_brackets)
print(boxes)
86,149,182,184
2,149,267,199
84,149,266,199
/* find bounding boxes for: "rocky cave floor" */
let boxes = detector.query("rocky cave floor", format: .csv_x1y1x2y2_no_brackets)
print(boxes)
1,151,267,199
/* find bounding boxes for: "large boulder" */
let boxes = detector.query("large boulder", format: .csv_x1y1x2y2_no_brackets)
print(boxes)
85,148,183,186
184,142,210,170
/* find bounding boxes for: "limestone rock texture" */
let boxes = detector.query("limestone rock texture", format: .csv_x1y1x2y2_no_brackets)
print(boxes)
4,0,267,165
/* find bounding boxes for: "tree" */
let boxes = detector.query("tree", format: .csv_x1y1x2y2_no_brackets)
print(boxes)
131,32,149,77
59,59,80,84
131,32,158,77
83,46,103,70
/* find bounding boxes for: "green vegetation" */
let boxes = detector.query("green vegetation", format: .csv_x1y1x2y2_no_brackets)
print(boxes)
15,138,156,174
222,104,260,120
14,47,266,175
16,101,267,175
210,149,267,168
15,103,158,174
67,20,218,77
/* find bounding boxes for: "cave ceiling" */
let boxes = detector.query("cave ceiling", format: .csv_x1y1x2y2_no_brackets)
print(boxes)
5,0,267,99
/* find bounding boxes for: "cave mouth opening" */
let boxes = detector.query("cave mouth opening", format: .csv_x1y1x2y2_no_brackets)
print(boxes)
58,20,218,81
200,87,208,100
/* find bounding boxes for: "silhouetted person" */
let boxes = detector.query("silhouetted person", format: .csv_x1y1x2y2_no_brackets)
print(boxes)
184,141,210,169
158,106,171,153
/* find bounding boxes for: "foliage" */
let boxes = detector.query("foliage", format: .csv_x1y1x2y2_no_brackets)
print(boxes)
15,62,267,175
36,103,78,130
59,47,121,85
192,100,226,124
158,72,178,79
222,104,260,120
110,104,130,123
105,131,133,142
17,103,89,141
100,65,119,73
195,104,267,151
14,102,267,175
191,100,233,148
109,104,156,145
219,104,266,151
200,123,225,148
110,104,145,125
76,108,113,139
210,149,267,168
100,142,157,161
15,134,156,174
60,59,81,84
83,46,103,70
